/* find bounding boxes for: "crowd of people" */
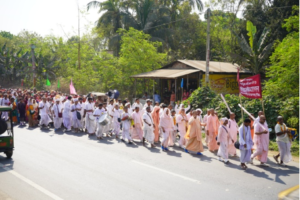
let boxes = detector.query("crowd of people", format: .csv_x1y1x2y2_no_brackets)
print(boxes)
0,88,294,169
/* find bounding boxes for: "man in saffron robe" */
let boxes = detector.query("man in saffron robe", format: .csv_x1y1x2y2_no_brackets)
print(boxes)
151,106,160,143
184,111,204,155
206,108,220,152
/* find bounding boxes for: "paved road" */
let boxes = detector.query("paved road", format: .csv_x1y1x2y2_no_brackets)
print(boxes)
0,126,298,200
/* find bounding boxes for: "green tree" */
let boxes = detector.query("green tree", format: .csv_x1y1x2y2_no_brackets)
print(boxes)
0,31,14,40
118,28,167,97
264,6,299,99
231,20,274,74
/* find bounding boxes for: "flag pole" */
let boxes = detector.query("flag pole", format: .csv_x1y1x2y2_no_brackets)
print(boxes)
261,98,265,116
239,94,244,120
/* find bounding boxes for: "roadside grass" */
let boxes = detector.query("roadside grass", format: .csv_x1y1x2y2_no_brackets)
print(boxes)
269,139,299,156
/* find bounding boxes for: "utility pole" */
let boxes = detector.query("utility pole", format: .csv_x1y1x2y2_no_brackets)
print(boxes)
30,44,36,87
77,1,81,69
205,8,211,86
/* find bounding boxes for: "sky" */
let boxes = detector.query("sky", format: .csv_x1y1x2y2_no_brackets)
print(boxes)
1,0,242,38
0,0,100,38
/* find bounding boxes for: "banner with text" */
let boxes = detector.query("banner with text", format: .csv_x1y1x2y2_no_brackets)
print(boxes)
238,74,262,99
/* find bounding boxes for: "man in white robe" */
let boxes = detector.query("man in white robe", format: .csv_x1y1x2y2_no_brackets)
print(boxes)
227,112,239,156
107,99,114,134
38,96,52,128
84,98,96,135
132,98,144,115
79,97,85,131
94,103,106,139
121,106,133,143
143,99,153,113
239,118,253,169
175,101,191,114
142,107,156,148
203,109,210,144
63,96,72,132
176,108,188,148
217,118,234,164
1,94,10,120
71,99,82,132
112,104,122,139
52,99,63,131
273,116,292,165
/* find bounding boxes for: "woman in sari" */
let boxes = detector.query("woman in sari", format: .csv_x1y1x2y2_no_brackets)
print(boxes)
27,97,35,127
10,98,18,123
151,106,160,143
159,108,174,151
32,99,39,126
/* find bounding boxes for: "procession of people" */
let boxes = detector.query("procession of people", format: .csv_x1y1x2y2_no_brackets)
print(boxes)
0,88,295,169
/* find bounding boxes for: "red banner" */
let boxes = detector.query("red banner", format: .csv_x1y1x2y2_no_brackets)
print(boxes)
238,73,262,99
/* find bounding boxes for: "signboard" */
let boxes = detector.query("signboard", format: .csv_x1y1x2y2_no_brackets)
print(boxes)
201,74,250,94
238,74,262,99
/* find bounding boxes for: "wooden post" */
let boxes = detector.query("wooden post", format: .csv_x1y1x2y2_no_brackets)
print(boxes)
175,78,177,102
187,75,189,90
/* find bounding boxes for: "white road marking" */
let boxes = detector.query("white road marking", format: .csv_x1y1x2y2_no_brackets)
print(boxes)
132,160,200,184
0,163,63,200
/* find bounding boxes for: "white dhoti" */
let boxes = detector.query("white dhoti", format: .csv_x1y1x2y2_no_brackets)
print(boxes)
178,128,187,148
277,141,292,163
122,127,132,141
162,129,172,147
53,117,62,129
217,142,228,160
108,117,113,131
240,149,252,163
85,116,96,134
113,121,120,135
72,116,82,129
63,117,72,130
96,123,104,137
143,128,154,144
40,114,51,126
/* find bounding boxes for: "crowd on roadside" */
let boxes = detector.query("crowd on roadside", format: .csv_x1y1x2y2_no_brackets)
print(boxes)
0,88,294,169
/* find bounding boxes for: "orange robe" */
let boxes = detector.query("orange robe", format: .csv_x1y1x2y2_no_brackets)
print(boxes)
206,114,220,151
185,117,203,152
151,106,160,143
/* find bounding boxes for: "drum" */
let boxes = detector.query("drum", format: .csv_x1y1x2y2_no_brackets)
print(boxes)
98,113,110,126
89,115,95,121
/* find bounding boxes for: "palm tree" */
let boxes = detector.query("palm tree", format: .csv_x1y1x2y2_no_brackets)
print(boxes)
231,21,274,74
87,0,130,34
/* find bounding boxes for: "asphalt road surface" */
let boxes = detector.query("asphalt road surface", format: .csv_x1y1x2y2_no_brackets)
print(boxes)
0,126,299,200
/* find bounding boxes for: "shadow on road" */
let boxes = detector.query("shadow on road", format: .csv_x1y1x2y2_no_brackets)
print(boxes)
0,155,14,173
